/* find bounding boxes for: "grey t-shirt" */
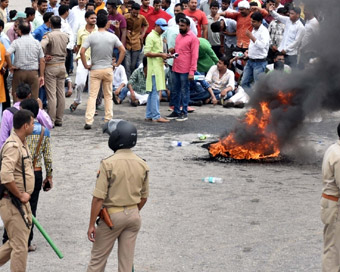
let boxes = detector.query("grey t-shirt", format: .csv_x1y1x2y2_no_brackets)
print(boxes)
82,31,122,70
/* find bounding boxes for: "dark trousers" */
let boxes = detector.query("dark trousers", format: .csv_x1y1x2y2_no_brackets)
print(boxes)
3,171,43,246
65,49,74,74
212,45,221,59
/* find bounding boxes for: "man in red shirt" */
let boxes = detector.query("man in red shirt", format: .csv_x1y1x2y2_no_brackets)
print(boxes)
220,0,268,50
139,0,154,18
183,0,208,39
145,0,172,36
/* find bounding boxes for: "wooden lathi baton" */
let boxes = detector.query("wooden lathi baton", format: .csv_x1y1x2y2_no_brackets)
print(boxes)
32,215,64,259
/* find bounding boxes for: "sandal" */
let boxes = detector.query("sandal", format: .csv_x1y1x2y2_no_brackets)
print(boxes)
94,110,98,116
69,102,78,113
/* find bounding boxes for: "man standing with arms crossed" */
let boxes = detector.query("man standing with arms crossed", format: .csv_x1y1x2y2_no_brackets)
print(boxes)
321,123,340,272
81,13,125,129
0,109,35,271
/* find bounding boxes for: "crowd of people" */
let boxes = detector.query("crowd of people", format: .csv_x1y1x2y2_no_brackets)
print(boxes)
0,0,324,270
0,0,319,125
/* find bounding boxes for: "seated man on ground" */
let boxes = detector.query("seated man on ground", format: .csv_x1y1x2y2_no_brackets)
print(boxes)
266,51,291,73
205,56,235,104
189,72,218,106
114,56,148,106
222,86,250,108
112,55,128,102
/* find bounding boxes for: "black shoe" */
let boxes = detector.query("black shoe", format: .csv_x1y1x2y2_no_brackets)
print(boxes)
223,101,235,108
176,114,188,121
130,100,140,107
234,101,245,108
112,93,119,104
189,100,203,106
166,112,180,120
54,121,62,127
84,124,92,130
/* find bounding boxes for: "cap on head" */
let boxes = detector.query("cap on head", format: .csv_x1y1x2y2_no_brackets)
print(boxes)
238,0,250,9
155,18,168,31
13,12,27,20
103,119,137,152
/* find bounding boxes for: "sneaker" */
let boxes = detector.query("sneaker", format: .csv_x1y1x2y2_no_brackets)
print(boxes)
166,112,180,120
187,106,195,113
234,101,245,108
176,114,188,122
84,124,92,130
28,244,37,252
189,100,203,106
54,121,62,127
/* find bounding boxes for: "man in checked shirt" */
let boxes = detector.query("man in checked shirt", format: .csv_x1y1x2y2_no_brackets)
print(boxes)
19,99,53,252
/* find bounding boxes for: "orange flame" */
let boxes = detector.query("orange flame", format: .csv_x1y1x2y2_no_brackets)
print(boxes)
208,91,294,160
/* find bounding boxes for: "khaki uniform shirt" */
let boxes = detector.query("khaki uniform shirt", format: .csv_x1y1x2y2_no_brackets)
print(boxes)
124,14,149,51
41,29,69,64
0,132,35,195
322,140,340,197
93,149,149,207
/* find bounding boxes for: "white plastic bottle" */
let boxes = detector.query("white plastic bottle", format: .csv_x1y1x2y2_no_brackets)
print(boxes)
202,177,223,183
171,141,190,147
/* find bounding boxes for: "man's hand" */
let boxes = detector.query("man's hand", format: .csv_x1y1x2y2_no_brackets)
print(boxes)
45,55,53,62
9,65,18,73
271,45,278,51
220,46,225,55
212,97,218,105
37,98,43,109
161,53,171,60
245,30,253,39
87,224,96,242
188,74,194,81
20,192,30,204
43,176,53,191
85,64,92,70
39,76,44,88
168,48,175,54
250,6,260,12
130,91,136,101
281,49,286,55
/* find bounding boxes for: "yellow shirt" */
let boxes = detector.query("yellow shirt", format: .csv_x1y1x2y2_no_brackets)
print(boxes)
76,25,98,61
95,2,106,14
93,149,149,207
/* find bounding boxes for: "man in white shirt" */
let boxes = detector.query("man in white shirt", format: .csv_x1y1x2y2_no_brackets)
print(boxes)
70,0,88,37
32,0,48,31
59,5,75,75
240,11,269,90
299,4,319,68
269,4,305,67
168,3,197,36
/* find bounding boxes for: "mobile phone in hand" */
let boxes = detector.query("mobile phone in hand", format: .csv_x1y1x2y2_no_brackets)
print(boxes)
43,181,51,191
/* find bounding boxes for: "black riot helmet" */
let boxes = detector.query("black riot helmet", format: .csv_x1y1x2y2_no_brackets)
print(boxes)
103,119,137,152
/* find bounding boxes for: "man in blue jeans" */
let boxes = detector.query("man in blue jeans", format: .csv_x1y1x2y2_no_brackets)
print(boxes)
240,12,270,91
167,17,199,121
144,18,170,123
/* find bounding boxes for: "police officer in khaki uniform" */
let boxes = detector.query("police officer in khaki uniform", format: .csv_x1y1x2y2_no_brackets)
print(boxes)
321,123,340,272
0,110,35,272
41,15,69,127
87,120,149,272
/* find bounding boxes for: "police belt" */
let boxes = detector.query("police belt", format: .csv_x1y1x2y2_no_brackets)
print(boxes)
107,204,138,214
322,193,339,202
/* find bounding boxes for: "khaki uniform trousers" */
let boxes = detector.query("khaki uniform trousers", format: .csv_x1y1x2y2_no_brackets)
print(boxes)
0,198,32,272
321,197,340,272
85,68,113,125
45,64,66,123
87,208,141,272
12,70,39,101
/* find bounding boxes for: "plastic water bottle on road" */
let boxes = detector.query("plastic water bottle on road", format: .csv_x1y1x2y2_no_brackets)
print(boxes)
171,141,190,147
202,177,223,183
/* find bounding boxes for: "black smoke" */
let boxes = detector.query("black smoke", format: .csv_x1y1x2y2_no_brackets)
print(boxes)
225,0,338,158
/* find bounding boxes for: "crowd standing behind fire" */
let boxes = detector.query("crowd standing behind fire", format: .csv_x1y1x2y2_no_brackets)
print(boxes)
0,0,326,270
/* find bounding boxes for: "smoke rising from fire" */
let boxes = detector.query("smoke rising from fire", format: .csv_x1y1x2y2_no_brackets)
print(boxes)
227,0,338,160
